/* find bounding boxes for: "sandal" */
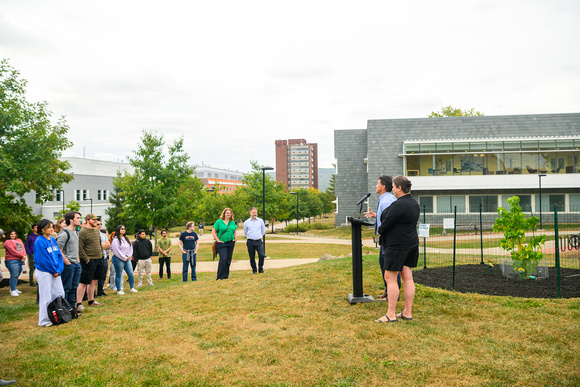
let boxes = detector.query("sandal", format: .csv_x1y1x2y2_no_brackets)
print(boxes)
396,312,413,321
374,315,398,323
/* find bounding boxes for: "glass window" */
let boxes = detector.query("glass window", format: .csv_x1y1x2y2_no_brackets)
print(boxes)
570,194,580,211
535,194,564,212
469,196,498,212
103,190,108,201
418,196,433,213
437,142,452,152
406,155,420,176
503,141,521,151
470,142,486,152
54,190,61,202
521,140,538,151
75,190,81,201
538,140,555,150
556,139,573,150
405,143,420,154
437,196,466,213
453,142,469,152
420,143,436,153
82,190,89,200
522,153,538,174
502,195,532,212
505,154,522,174
97,190,102,200
487,141,503,151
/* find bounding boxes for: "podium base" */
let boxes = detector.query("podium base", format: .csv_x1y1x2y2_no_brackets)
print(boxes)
347,294,376,304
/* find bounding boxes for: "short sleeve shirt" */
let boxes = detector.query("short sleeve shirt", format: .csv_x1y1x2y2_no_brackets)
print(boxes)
213,219,237,242
179,231,198,251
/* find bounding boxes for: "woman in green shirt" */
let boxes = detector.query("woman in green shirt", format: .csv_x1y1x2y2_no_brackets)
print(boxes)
212,208,237,280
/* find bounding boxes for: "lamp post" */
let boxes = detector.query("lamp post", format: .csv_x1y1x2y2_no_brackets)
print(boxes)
88,198,93,214
61,190,65,214
261,166,274,253
538,174,547,229
290,191,299,235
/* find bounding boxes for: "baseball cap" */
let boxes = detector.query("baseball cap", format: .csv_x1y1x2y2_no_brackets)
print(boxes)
85,213,99,221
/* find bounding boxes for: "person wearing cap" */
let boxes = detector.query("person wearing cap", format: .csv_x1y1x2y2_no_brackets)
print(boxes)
76,214,109,310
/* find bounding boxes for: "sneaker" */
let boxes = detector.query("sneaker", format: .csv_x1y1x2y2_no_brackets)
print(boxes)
117,290,126,295
15,289,22,294
43,322,53,327
111,287,117,291
77,304,85,311
10,291,19,297
130,288,138,293
89,301,103,307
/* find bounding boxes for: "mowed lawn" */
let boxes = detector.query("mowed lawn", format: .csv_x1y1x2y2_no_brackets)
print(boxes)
1,254,578,386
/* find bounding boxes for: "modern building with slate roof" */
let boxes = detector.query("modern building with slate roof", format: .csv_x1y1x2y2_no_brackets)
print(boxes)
334,113,580,226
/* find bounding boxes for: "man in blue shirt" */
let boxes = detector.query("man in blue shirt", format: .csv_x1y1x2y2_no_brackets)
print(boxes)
243,207,266,274
365,175,399,299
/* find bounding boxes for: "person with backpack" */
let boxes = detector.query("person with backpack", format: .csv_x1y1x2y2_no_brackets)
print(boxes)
57,211,82,307
34,219,65,327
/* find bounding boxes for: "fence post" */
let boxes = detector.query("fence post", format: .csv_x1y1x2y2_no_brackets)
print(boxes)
480,202,484,265
453,206,457,289
423,204,427,269
554,204,561,298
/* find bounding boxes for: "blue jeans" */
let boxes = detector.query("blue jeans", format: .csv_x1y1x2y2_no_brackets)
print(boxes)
182,251,197,281
5,259,22,291
61,262,82,306
112,255,135,290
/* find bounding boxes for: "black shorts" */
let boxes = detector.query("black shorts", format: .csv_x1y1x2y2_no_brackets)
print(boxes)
80,258,106,284
383,245,419,272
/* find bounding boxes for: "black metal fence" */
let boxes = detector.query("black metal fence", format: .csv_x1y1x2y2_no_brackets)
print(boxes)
417,203,580,297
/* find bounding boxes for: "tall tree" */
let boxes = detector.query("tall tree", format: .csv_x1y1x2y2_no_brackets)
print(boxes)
235,160,281,225
0,59,73,235
429,105,484,117
120,130,200,240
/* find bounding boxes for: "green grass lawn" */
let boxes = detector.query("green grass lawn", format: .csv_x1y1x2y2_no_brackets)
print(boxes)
1,255,579,386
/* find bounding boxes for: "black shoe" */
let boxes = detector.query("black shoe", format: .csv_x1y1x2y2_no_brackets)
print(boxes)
253,271,257,274
258,269,264,273
167,276,172,279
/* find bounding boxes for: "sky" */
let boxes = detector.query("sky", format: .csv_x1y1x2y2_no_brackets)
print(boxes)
1,0,579,173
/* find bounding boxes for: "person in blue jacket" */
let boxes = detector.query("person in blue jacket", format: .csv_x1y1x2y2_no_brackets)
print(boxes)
34,219,65,327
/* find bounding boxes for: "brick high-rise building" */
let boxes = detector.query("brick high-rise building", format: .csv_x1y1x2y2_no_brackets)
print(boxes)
275,139,318,190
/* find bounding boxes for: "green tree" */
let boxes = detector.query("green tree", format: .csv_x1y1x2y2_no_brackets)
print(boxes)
56,200,81,219
120,130,201,241
235,161,281,226
493,196,546,277
0,59,73,235
325,164,336,196
428,105,484,117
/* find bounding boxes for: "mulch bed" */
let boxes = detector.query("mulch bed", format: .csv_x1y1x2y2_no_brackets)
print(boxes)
412,264,580,299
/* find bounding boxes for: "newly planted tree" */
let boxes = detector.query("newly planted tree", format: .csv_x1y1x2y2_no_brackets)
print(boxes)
493,196,545,277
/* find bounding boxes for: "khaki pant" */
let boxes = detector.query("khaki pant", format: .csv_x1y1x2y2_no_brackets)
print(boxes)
136,258,153,287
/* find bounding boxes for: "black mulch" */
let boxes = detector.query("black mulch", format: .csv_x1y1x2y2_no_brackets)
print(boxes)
412,264,580,299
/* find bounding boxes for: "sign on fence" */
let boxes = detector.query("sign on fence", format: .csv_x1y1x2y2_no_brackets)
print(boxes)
418,223,430,238
443,218,455,229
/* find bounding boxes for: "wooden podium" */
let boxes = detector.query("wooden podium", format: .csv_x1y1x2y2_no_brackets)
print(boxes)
347,217,375,304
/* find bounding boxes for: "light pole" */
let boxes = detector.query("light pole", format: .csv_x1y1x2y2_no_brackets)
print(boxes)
290,191,299,235
61,190,65,214
88,198,93,214
538,174,547,229
261,166,274,252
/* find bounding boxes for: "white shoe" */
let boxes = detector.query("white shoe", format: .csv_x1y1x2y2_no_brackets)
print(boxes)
43,322,53,327
130,288,138,293
117,290,126,295
15,289,22,294
10,291,19,297
77,304,85,311
111,287,117,291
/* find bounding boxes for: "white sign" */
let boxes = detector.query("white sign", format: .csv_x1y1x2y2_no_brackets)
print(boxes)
418,224,430,238
443,218,454,229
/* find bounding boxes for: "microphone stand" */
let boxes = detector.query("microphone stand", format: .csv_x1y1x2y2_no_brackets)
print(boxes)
358,202,364,219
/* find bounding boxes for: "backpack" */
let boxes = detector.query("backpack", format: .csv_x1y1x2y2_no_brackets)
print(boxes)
47,296,78,324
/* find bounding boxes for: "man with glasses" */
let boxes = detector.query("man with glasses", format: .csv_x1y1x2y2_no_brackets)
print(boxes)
57,211,82,307
76,214,109,310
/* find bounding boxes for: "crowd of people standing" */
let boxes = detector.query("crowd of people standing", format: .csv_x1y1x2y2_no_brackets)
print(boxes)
1,206,270,327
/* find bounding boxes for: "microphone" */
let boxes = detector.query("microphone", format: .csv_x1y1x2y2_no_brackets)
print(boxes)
356,193,371,205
